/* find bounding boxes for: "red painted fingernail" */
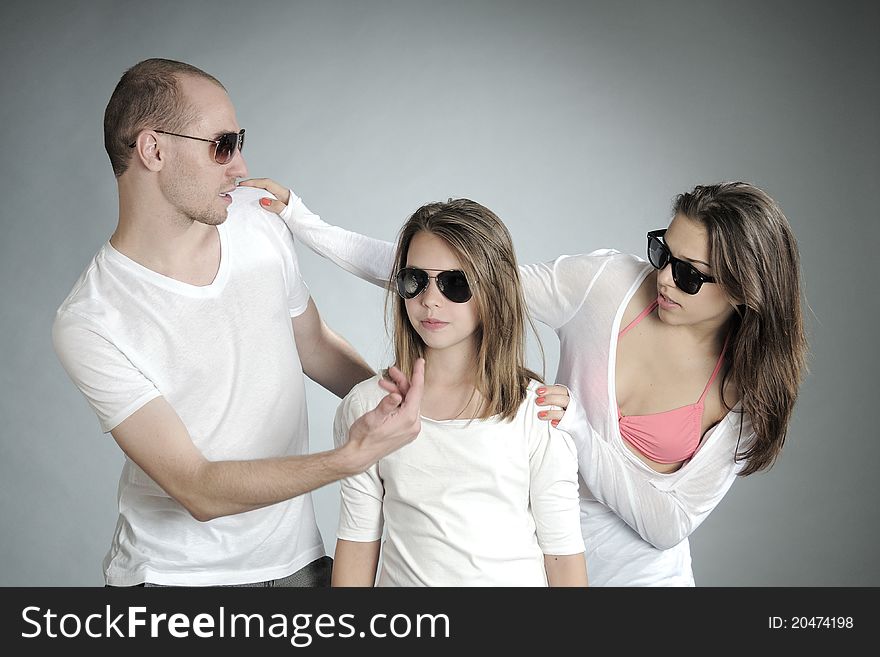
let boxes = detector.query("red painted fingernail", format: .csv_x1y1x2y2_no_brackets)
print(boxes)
536,397,545,404
538,411,547,419
536,388,546,395
551,419,559,427
260,198,271,206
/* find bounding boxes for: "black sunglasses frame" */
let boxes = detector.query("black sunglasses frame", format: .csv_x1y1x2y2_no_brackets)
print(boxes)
395,267,473,303
646,229,715,295
128,129,245,164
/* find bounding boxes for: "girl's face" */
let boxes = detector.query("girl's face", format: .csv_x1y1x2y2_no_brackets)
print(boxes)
404,231,481,358
655,214,737,330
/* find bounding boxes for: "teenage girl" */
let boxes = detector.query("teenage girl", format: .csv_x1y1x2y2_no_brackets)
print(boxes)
313,198,587,586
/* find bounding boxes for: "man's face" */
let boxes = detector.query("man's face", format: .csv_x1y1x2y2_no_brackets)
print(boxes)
160,74,248,226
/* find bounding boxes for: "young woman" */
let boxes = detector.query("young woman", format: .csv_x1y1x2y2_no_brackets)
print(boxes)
312,198,587,586
242,179,807,586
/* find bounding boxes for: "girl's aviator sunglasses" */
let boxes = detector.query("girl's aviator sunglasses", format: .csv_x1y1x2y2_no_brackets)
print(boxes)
647,229,715,295
128,129,245,165
395,268,473,303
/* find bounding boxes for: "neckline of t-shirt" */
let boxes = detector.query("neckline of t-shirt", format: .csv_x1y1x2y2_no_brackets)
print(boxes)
103,223,230,297
419,412,502,426
404,379,544,425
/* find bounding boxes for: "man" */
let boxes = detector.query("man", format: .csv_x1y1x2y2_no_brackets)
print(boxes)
52,58,423,587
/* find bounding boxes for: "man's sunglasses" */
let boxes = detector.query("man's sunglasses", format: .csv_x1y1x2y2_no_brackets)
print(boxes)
128,129,245,165
395,268,473,303
647,229,716,295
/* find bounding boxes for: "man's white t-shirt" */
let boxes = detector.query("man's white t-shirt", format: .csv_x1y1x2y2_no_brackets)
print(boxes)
52,187,325,586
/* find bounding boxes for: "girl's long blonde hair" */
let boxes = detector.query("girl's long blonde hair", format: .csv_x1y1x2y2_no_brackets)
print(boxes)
386,199,542,421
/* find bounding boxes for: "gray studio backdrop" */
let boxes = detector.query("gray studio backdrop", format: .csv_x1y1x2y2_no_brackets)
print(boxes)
1,0,876,586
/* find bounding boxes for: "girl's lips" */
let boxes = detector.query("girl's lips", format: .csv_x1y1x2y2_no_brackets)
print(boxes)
420,319,448,331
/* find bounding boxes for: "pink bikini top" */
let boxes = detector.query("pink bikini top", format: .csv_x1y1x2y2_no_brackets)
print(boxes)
616,300,729,464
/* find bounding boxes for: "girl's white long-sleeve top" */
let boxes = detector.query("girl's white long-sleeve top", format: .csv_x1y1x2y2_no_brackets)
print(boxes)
279,193,750,586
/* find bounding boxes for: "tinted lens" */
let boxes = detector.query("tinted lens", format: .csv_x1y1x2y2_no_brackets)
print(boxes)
648,234,705,294
672,260,703,295
436,270,472,303
396,268,428,299
647,236,669,270
214,130,244,164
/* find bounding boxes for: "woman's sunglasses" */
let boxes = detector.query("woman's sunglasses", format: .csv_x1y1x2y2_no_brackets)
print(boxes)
395,268,473,303
647,229,715,295
128,129,246,165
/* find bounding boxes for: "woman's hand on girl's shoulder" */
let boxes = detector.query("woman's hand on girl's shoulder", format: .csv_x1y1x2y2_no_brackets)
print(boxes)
535,384,569,427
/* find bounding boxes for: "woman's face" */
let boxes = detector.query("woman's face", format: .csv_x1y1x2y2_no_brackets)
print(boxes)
655,214,737,330
403,231,481,357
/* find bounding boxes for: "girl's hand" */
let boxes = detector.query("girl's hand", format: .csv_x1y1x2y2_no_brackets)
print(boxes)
535,384,569,428
238,178,291,213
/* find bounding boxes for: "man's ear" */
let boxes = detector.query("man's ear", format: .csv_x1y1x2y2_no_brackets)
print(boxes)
131,131,164,172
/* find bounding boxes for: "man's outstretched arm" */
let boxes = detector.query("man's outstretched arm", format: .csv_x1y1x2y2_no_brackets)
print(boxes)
110,359,424,521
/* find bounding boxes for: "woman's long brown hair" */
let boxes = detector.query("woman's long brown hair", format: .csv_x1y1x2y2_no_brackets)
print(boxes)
675,182,808,475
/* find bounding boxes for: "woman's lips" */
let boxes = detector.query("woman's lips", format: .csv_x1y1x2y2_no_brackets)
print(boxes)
657,292,680,310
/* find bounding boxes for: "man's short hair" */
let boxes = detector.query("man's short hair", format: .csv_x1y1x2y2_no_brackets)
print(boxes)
104,58,225,177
